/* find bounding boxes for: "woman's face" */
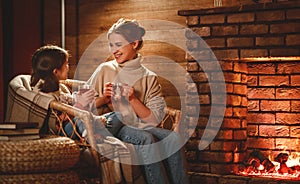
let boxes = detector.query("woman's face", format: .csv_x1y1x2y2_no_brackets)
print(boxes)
108,33,138,64
54,60,69,80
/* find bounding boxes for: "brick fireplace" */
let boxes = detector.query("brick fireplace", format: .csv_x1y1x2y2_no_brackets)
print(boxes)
178,0,300,183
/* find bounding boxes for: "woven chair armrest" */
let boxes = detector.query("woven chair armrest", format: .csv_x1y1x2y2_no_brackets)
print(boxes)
50,100,88,117
49,100,100,166
157,106,181,133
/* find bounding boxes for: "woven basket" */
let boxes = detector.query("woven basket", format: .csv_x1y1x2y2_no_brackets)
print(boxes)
0,135,80,174
0,170,80,184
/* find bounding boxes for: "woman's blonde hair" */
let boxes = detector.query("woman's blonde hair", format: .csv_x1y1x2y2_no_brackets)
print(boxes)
107,18,145,50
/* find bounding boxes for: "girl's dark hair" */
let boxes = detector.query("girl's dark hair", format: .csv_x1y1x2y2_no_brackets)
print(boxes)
30,45,69,93
107,18,146,50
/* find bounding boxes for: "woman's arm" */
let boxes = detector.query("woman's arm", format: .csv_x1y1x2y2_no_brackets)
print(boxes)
128,91,152,119
124,81,164,125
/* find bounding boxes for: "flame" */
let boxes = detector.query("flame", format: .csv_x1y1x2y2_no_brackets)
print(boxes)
258,164,264,171
286,153,300,168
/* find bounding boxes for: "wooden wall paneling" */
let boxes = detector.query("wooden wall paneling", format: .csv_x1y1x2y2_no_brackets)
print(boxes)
12,0,42,76
43,0,79,79
2,0,13,122
2,0,41,121
0,0,4,121
65,0,78,78
43,0,61,46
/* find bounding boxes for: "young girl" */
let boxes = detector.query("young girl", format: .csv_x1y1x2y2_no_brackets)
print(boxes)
87,18,188,184
30,44,95,139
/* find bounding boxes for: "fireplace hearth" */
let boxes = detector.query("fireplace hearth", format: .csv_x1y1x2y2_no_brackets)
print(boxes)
188,172,300,184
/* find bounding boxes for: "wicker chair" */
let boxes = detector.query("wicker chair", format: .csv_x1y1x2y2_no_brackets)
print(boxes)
55,79,182,183
4,75,182,184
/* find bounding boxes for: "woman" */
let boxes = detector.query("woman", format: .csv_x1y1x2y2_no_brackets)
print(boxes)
87,18,188,184
30,44,95,139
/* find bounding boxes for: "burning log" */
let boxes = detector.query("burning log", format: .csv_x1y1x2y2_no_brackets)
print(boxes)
275,153,292,174
275,153,300,174
239,150,275,173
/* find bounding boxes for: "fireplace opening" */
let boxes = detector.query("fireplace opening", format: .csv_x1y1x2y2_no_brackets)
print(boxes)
239,56,300,181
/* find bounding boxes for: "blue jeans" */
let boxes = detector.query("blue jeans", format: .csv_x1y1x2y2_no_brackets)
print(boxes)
62,112,122,140
61,117,86,140
116,126,188,184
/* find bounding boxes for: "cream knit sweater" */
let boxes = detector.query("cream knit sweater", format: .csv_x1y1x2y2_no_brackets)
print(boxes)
87,55,166,129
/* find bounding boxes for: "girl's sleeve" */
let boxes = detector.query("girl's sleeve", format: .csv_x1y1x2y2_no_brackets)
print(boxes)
58,83,73,105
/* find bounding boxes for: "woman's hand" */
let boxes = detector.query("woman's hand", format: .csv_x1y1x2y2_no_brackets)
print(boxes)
103,82,113,104
93,82,115,108
121,84,135,101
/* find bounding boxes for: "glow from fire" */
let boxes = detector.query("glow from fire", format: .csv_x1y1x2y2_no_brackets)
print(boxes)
238,152,300,180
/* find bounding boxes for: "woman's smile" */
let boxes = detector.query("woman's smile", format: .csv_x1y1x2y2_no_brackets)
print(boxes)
113,52,122,59
108,33,138,64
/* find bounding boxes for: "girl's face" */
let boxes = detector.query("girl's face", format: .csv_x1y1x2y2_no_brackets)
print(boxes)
108,33,138,64
53,60,69,80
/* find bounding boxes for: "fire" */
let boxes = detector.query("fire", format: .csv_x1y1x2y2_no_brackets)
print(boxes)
238,151,300,180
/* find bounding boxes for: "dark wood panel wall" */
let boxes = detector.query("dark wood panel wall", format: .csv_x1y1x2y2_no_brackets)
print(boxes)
71,0,253,109
0,0,3,121
1,0,41,121
1,0,253,120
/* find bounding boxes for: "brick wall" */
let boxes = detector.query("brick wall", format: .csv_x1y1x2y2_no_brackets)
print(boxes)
179,0,300,174
185,58,248,174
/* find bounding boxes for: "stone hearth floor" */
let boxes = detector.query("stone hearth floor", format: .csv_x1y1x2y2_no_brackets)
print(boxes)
187,172,300,184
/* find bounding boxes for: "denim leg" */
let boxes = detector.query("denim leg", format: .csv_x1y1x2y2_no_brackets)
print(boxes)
146,128,188,184
61,117,85,141
117,126,169,184
75,118,86,134
61,121,79,140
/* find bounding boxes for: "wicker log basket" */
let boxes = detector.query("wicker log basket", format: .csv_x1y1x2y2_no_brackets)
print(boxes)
0,135,81,174
0,170,80,184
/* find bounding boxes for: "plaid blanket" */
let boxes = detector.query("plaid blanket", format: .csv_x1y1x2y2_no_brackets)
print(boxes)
5,75,140,183
5,74,56,133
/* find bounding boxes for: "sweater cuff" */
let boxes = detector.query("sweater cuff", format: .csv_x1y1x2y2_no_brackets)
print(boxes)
140,111,159,127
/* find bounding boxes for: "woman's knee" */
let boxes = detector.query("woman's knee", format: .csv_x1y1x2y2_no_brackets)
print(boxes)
140,132,156,145
118,127,155,145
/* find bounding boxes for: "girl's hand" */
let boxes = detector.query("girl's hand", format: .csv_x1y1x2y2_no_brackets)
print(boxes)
75,89,95,108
